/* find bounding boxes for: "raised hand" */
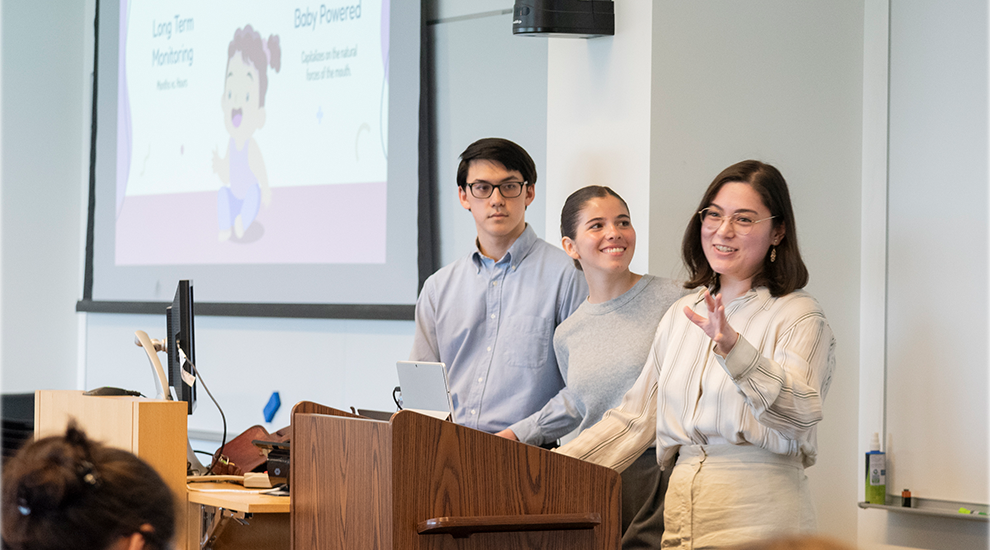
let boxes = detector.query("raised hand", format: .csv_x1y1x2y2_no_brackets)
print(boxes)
683,289,738,356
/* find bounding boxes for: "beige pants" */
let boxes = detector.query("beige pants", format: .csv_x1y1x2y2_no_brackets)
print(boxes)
661,443,816,549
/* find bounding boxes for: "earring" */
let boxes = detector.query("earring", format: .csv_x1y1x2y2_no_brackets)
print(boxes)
770,246,777,263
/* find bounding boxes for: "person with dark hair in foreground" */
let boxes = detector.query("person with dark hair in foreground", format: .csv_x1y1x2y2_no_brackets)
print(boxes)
410,137,587,444
2,423,175,550
559,160,836,548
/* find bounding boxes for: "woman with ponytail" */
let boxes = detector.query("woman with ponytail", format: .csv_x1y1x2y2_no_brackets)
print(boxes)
559,161,836,547
2,423,175,550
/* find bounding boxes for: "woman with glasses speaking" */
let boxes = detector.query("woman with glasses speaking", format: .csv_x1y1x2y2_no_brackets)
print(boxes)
557,160,836,548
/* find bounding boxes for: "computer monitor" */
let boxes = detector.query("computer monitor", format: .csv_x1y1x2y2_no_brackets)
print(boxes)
166,280,196,415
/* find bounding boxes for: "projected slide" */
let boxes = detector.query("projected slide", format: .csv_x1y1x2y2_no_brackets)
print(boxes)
115,0,390,265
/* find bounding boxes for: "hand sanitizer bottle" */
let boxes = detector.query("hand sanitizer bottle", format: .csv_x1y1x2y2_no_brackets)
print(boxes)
865,432,887,505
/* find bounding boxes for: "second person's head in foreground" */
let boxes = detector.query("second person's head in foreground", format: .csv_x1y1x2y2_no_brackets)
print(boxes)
1,423,176,550
681,159,808,297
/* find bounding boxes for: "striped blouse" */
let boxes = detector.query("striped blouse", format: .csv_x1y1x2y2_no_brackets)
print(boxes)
557,286,836,471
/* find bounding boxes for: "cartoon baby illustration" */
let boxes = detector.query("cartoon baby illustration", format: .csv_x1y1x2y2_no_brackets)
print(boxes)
213,25,281,241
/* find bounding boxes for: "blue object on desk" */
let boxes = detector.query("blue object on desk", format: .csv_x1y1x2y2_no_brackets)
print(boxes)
264,392,281,422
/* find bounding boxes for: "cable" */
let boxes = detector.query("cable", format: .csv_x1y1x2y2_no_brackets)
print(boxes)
180,350,227,475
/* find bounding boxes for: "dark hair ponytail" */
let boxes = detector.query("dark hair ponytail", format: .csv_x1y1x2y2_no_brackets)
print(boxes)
2,423,176,550
560,185,630,270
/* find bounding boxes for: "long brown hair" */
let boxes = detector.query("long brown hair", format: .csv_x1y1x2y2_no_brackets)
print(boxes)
682,160,808,296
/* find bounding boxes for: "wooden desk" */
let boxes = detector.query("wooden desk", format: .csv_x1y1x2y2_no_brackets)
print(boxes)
186,482,289,550
187,482,289,513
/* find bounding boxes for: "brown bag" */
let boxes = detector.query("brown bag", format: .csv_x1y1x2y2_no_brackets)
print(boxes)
210,425,290,476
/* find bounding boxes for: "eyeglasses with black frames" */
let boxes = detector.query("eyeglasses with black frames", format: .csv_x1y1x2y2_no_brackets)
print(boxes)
467,181,528,199
698,207,775,236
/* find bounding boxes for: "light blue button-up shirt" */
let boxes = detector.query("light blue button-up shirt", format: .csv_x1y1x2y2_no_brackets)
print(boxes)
410,225,588,440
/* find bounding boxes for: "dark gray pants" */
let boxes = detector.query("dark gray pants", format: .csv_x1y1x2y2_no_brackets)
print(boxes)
620,447,673,550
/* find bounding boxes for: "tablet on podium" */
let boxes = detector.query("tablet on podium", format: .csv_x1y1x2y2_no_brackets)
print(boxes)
395,360,456,422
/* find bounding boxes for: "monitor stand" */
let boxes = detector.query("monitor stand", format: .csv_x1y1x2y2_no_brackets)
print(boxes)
134,330,169,400
135,330,210,475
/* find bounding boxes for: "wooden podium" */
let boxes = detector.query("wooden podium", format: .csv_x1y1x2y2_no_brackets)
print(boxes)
291,402,621,550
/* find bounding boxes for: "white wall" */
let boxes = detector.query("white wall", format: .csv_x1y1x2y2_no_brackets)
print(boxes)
544,2,653,274
884,0,988,503
653,2,865,543
84,313,413,433
861,0,989,547
0,0,4,367
0,0,89,392
429,5,548,264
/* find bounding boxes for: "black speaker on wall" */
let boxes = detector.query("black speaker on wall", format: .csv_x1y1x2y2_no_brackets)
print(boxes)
512,0,615,38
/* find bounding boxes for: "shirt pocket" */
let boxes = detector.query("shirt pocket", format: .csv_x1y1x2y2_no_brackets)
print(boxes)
501,315,552,369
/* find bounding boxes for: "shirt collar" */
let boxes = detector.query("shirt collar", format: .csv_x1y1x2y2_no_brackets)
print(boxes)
691,285,766,306
472,224,538,271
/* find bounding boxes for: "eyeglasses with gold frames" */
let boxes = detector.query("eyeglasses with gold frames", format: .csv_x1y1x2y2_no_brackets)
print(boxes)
698,207,775,236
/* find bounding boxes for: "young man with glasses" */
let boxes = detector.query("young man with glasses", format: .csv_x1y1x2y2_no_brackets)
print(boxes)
409,138,588,447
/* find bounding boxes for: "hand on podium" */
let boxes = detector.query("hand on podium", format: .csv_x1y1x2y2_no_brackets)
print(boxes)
495,428,519,441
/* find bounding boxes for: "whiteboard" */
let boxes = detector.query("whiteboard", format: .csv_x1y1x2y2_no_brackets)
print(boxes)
885,0,988,505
